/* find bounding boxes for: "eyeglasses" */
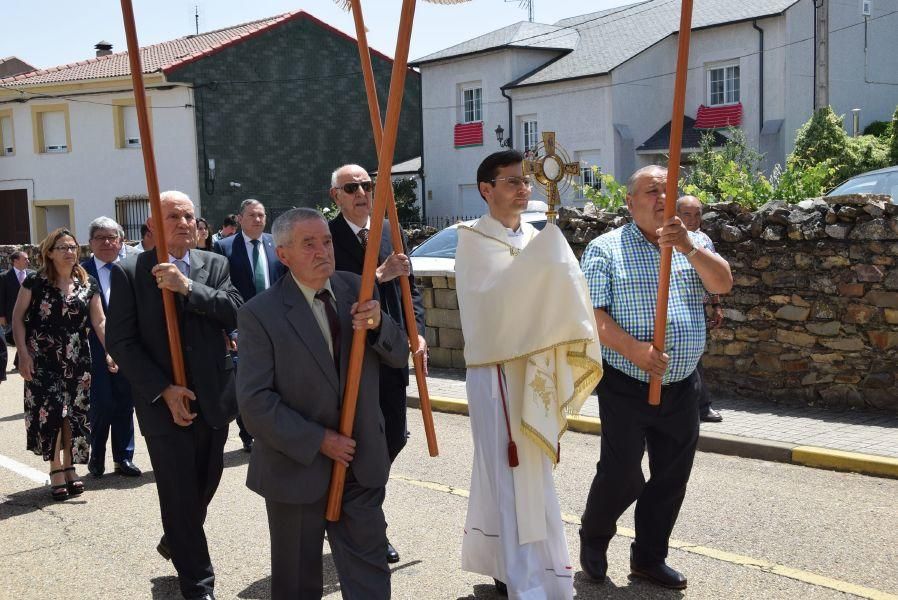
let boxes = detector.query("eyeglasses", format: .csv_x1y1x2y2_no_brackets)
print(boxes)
91,235,119,244
338,181,373,194
53,245,79,253
491,176,533,188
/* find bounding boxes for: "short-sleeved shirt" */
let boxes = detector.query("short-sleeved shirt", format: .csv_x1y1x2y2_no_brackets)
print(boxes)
581,222,714,384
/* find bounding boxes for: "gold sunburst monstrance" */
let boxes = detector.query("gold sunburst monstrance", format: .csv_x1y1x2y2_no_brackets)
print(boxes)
521,131,580,224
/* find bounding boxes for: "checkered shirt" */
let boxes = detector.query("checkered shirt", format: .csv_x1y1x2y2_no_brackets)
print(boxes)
581,222,714,384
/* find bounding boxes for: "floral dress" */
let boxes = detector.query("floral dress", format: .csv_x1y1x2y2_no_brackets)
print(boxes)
22,273,98,463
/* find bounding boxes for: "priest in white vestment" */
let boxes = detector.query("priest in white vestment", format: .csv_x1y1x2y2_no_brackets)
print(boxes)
455,150,603,599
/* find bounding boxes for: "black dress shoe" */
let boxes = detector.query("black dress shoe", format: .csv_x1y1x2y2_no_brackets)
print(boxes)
242,439,253,453
157,538,171,561
630,560,687,589
493,579,508,596
579,529,608,582
700,407,723,423
114,459,142,477
386,540,400,563
87,457,104,478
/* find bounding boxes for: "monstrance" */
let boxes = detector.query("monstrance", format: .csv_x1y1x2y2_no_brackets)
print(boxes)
521,131,580,224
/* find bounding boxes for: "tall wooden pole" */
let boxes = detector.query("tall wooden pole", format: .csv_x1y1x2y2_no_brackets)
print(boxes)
327,0,418,521
349,0,438,458
120,0,187,387
648,0,694,405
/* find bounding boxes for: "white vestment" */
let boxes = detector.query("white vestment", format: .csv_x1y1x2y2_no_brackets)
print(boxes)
456,214,603,599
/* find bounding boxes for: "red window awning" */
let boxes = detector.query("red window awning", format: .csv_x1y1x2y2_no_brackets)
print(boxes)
694,103,742,129
454,122,483,148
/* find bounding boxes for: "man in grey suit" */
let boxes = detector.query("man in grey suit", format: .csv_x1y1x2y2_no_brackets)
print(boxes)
237,207,408,600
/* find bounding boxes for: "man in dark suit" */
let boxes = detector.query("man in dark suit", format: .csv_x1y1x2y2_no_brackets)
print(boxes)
83,217,140,478
328,163,426,563
107,191,243,600
213,199,286,452
238,207,408,600
1,251,34,373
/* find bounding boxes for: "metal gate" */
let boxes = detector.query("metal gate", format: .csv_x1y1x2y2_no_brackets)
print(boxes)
115,195,149,241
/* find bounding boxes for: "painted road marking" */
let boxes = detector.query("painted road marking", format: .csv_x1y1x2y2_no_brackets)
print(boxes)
0,453,48,485
392,473,898,600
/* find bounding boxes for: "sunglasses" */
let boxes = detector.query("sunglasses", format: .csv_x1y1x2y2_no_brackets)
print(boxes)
338,181,373,194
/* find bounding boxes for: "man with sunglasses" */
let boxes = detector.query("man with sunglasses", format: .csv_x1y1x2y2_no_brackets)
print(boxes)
328,163,427,565
455,150,602,598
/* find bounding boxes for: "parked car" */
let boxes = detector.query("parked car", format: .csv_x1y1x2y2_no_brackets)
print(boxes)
825,165,898,203
410,202,548,274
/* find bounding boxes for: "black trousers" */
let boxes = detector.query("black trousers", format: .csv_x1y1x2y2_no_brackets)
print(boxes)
266,472,389,600
145,418,228,599
379,366,408,463
696,363,712,413
580,363,700,565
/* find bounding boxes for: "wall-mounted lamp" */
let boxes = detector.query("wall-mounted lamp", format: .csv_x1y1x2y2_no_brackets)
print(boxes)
207,158,216,180
229,181,242,188
495,124,513,148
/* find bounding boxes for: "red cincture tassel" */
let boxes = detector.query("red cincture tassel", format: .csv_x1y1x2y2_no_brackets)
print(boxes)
497,365,518,468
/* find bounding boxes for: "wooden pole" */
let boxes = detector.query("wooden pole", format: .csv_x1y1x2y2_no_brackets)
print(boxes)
349,0,438,458
120,0,187,387
648,0,694,406
326,0,418,522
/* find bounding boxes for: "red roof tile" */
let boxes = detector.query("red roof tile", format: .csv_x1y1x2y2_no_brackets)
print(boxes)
0,11,396,88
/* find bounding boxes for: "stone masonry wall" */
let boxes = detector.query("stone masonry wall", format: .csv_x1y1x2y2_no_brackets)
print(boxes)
418,194,898,411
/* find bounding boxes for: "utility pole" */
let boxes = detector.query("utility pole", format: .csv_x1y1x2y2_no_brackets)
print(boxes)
814,0,829,109
195,5,200,35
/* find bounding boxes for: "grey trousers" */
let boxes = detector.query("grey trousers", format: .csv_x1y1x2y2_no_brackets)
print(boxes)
266,474,390,600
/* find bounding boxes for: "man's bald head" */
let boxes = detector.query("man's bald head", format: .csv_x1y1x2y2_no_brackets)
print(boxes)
148,190,197,257
677,195,703,232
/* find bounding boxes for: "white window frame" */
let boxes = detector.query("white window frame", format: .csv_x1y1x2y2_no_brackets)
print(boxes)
460,84,482,123
522,119,539,152
0,112,14,156
707,63,740,106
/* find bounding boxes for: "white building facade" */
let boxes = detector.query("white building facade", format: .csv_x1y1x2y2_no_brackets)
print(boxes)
414,0,898,219
0,82,199,242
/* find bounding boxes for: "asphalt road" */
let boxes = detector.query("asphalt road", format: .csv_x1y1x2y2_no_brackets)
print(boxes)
1,371,897,600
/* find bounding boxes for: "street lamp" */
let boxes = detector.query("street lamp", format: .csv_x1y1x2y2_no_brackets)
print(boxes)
495,124,512,148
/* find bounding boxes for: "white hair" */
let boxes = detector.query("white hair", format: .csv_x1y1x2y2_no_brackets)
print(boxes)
330,164,368,188
626,165,667,195
271,208,326,246
88,216,124,239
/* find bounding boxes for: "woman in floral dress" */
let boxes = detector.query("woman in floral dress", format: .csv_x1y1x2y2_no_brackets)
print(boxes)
12,228,109,501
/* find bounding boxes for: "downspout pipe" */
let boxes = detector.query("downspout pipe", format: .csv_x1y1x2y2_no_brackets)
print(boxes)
418,75,426,222
501,87,513,148
752,19,764,135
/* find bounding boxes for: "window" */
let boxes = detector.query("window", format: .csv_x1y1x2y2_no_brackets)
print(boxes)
0,110,14,156
115,195,150,241
708,64,740,106
522,119,539,152
577,151,602,199
113,98,149,148
32,199,76,240
461,85,482,123
31,104,71,154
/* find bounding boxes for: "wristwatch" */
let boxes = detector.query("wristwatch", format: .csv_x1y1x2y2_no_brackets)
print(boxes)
684,245,699,259
185,279,193,296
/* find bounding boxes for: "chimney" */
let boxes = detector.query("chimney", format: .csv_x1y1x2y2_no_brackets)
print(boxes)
95,41,113,57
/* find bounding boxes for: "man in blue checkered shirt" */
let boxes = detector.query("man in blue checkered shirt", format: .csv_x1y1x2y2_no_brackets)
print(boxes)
578,165,732,590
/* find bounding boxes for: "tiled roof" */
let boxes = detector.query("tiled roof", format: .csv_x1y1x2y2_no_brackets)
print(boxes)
636,116,729,152
410,21,580,65
0,11,395,89
412,0,798,86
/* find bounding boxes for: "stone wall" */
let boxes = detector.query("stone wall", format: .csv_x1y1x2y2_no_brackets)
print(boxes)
417,194,898,411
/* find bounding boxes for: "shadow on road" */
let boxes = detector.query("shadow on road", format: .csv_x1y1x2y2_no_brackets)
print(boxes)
238,552,342,599
0,412,23,423
574,571,686,599
150,575,180,599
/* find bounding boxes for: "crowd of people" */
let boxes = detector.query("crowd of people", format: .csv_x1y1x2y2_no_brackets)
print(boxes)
0,153,733,600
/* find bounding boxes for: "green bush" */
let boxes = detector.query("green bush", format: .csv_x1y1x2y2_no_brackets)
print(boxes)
580,168,627,211
863,120,892,137
680,129,772,208
769,158,835,203
842,135,890,180
790,107,848,189
392,177,422,225
891,106,898,165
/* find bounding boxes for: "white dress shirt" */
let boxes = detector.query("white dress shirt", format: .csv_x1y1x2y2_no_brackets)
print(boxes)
345,217,372,243
92,257,116,304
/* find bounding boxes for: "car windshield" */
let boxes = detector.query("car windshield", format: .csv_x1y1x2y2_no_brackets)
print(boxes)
828,170,898,200
410,217,547,259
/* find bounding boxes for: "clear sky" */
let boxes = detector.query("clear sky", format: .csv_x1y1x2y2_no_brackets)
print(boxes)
2,0,632,70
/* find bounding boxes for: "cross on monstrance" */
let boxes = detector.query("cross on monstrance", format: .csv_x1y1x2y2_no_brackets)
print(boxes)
522,131,580,224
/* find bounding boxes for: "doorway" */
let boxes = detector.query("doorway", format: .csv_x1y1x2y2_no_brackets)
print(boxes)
0,189,30,243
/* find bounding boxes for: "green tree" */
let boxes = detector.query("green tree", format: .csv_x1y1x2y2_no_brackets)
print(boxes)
790,107,848,189
392,177,422,225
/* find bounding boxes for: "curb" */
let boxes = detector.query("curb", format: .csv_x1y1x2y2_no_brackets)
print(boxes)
409,394,898,480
